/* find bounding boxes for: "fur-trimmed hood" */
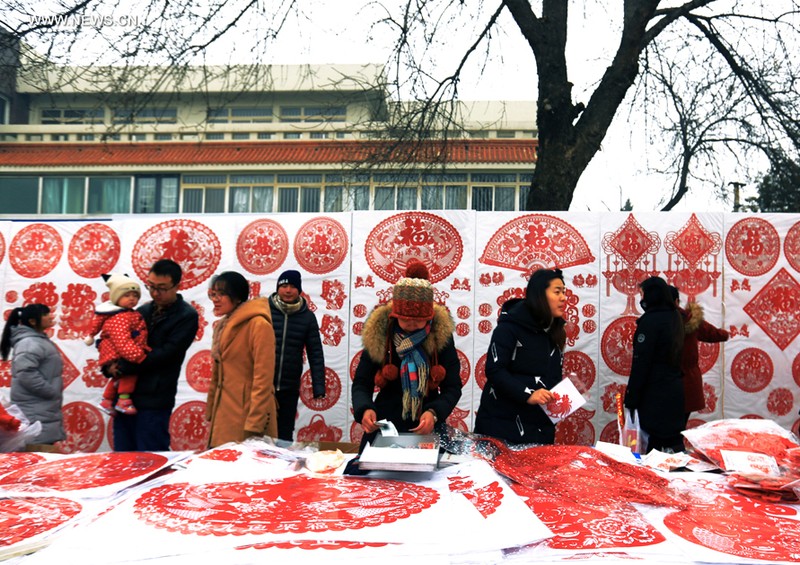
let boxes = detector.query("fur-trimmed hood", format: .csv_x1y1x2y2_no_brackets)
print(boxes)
361,302,455,363
682,301,705,335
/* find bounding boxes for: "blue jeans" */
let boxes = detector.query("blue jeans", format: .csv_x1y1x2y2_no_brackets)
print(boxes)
113,408,172,451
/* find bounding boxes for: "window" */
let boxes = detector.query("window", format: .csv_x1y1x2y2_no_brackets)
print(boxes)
229,187,251,213
208,107,273,123
278,187,299,212
51,134,69,141
471,185,516,211
113,107,177,124
324,186,343,212
78,134,95,141
134,176,178,213
445,185,467,209
0,177,39,213
496,130,516,138
87,177,132,214
301,187,320,212
283,132,301,140
42,177,85,214
205,133,224,140
232,133,250,140
277,186,320,212
348,185,370,211
0,95,8,124
421,185,443,210
495,186,515,211
155,133,173,141
181,187,224,213
518,184,531,210
279,105,347,123
310,132,329,139
397,186,417,210
472,186,493,211
41,107,104,124
374,186,394,210
257,132,273,140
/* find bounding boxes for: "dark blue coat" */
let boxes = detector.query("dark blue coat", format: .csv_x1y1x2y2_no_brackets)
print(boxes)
474,299,563,445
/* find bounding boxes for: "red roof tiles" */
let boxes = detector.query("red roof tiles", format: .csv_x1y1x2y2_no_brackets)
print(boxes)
0,139,537,168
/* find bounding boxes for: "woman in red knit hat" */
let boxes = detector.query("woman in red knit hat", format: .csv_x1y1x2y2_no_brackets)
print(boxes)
352,260,462,449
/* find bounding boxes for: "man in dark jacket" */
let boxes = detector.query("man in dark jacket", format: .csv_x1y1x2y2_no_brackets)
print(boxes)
269,270,325,441
112,259,198,451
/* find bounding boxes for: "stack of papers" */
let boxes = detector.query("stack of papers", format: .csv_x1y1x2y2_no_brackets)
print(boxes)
358,434,441,472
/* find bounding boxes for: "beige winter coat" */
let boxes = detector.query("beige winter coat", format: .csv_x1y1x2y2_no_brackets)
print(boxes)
206,297,277,448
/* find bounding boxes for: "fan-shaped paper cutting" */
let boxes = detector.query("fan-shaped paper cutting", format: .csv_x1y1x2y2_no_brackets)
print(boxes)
480,214,595,273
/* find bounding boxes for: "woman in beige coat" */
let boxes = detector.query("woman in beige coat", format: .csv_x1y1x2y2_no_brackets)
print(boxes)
205,271,277,448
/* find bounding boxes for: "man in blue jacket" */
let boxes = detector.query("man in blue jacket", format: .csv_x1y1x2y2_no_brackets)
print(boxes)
112,259,198,451
269,270,325,441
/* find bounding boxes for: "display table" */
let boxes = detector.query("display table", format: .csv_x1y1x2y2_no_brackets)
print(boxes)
1,435,798,564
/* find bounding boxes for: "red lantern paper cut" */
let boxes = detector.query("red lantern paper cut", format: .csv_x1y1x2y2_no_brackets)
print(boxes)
602,214,660,316
663,214,722,301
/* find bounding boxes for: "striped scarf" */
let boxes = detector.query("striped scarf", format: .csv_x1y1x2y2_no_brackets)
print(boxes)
394,324,431,421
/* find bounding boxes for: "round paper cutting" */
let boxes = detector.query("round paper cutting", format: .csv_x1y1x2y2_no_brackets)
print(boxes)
365,212,463,283
68,223,121,278
9,223,64,278
236,218,289,275
294,217,349,274
134,474,439,535
132,219,221,289
724,217,780,277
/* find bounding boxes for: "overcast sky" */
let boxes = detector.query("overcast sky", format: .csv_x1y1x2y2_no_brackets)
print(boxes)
15,0,762,212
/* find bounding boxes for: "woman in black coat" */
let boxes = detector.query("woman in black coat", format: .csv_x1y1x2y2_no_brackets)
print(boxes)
624,276,685,453
473,268,567,445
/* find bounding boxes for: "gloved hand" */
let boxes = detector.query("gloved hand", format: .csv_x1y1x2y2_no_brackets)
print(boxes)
0,413,21,432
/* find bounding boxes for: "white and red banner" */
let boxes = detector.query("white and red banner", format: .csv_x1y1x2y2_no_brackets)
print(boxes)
0,211,797,451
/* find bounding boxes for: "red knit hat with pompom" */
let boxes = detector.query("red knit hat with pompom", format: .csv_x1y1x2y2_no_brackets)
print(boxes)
390,260,434,320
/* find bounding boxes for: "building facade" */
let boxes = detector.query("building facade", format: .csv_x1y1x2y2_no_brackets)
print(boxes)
0,61,538,217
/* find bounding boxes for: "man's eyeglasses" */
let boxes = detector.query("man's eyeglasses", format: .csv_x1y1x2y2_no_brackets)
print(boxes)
144,282,178,294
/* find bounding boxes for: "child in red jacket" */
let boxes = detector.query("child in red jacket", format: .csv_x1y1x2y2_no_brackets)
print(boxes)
86,274,150,416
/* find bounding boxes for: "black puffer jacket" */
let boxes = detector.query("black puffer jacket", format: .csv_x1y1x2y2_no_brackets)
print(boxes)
624,279,685,440
269,294,325,398
474,298,563,445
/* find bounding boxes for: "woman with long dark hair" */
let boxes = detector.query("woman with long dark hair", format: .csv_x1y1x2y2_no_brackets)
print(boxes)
474,268,568,445
624,276,686,453
1,304,64,451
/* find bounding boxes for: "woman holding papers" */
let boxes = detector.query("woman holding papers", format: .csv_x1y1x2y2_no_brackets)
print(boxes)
352,260,461,448
474,268,567,445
